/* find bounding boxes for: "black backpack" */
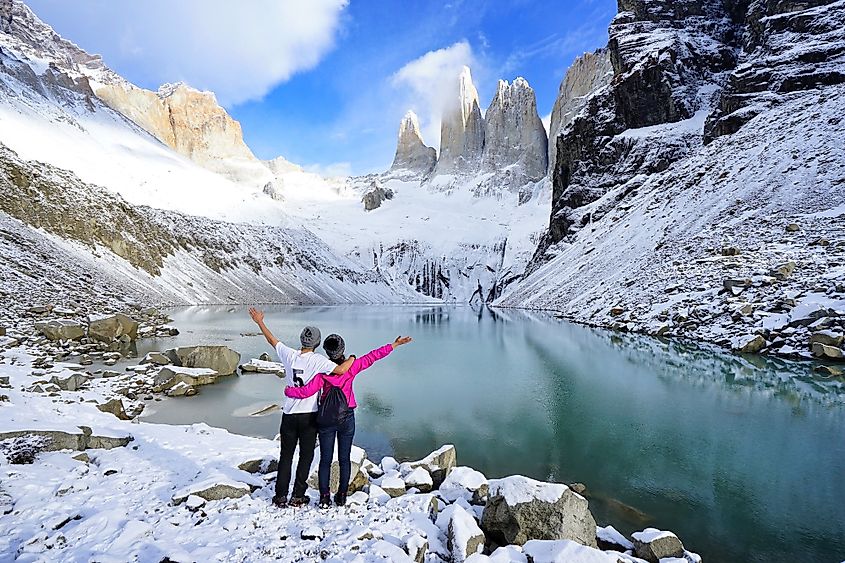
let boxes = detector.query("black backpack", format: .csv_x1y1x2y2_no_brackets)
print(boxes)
317,384,351,427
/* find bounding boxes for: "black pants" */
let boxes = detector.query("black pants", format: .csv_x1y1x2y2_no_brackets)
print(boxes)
276,412,318,499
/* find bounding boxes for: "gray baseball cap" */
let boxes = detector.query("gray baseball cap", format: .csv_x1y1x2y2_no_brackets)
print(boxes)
300,326,321,349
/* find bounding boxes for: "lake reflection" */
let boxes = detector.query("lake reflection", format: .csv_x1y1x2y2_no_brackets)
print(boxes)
140,305,845,563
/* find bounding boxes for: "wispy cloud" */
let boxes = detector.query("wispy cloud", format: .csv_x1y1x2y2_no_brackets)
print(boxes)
29,0,349,107
303,161,353,178
390,41,476,149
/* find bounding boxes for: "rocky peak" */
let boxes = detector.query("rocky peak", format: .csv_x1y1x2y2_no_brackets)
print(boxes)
480,77,548,188
547,49,613,175
433,66,485,176
390,110,436,177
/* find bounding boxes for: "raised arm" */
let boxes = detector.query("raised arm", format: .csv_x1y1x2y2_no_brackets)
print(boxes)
354,336,413,373
285,373,324,399
249,307,279,348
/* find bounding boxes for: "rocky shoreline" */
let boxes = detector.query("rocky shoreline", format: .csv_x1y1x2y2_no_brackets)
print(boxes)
1,302,705,562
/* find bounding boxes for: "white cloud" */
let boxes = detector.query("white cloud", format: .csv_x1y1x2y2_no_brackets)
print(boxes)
304,161,352,178
390,41,475,149
32,0,348,107
541,112,552,134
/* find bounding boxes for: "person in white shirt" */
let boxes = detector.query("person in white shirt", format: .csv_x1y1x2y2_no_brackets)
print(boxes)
249,307,353,508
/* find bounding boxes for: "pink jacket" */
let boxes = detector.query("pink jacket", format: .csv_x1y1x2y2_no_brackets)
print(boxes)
284,344,393,409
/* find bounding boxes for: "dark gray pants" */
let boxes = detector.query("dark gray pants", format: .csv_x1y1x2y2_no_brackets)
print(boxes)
275,412,317,499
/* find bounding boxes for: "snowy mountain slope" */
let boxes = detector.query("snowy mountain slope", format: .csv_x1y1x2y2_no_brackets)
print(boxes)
498,68,845,357
0,29,284,224
0,143,417,307
277,172,550,303
0,0,279,192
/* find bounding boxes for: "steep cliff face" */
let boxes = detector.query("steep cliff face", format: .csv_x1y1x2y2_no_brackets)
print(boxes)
547,49,613,175
540,0,744,253
704,0,845,140
504,0,845,357
95,81,274,187
480,78,548,189
433,66,485,177
541,0,845,256
389,110,437,178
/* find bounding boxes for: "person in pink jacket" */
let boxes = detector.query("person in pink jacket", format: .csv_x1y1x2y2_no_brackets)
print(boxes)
285,333,412,508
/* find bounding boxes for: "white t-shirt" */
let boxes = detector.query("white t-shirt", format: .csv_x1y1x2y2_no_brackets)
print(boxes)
275,342,337,415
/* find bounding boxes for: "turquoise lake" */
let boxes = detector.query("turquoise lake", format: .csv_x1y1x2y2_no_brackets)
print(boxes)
139,305,845,563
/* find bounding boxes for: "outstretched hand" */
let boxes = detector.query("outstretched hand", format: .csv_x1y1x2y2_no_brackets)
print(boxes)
248,307,265,325
392,336,412,349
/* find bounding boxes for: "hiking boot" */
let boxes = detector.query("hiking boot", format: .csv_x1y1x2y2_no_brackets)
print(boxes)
271,496,288,508
334,492,347,507
318,494,332,509
289,496,310,508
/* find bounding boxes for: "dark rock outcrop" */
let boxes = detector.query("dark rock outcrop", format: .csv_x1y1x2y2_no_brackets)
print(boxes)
535,0,844,269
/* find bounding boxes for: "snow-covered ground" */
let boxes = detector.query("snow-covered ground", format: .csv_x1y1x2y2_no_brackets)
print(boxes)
0,321,700,563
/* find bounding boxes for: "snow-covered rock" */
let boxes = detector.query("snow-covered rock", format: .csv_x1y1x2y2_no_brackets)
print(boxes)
171,478,253,505
404,444,457,488
439,466,488,503
522,539,620,563
631,528,685,562
595,525,633,551
482,475,597,547
436,504,485,562
404,466,434,493
162,346,240,376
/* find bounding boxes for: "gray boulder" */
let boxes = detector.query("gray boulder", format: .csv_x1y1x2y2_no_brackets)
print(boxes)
96,398,130,420
769,261,796,280
481,475,597,547
736,334,766,354
50,373,90,391
0,427,131,452
812,342,844,360
437,504,485,562
171,480,251,505
238,457,279,474
88,314,139,343
362,181,395,211
141,351,172,366
163,346,240,375
810,331,844,348
405,444,457,488
36,320,85,341
631,528,685,562
308,445,368,493
153,366,218,396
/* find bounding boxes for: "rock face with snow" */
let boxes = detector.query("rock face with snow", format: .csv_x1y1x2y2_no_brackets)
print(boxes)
96,82,275,186
390,110,437,177
547,48,613,175
0,0,283,191
479,78,548,193
631,528,685,562
433,66,485,177
501,0,845,354
481,475,597,548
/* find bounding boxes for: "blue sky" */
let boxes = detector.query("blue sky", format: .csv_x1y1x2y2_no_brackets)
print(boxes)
28,0,616,175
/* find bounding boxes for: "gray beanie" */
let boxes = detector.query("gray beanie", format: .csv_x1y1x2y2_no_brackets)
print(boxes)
323,334,345,360
300,326,321,349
